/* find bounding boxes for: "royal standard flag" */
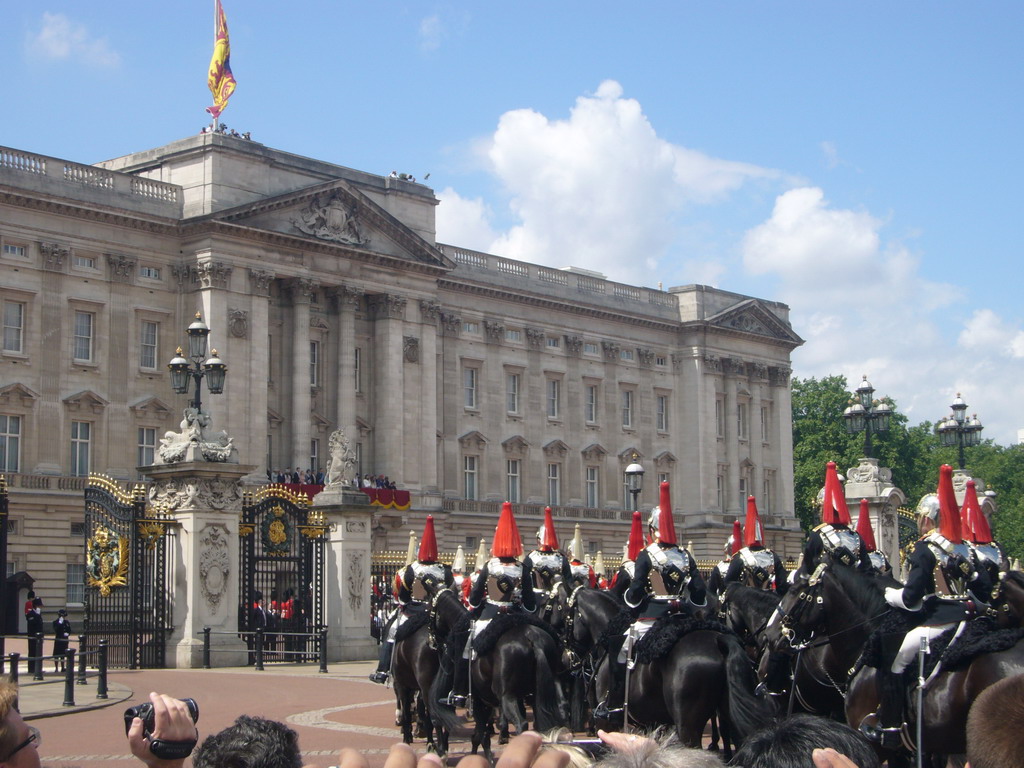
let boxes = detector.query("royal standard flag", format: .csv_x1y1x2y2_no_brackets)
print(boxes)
206,0,236,119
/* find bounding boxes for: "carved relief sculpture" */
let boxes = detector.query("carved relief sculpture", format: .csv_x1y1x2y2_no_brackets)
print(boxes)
347,550,365,612
199,524,231,613
228,308,249,338
293,192,366,245
403,336,420,363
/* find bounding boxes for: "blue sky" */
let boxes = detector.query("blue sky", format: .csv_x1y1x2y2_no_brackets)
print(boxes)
5,2,1023,444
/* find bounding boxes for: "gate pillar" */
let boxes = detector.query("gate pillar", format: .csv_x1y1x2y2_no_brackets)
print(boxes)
843,457,907,571
145,461,255,668
314,486,377,661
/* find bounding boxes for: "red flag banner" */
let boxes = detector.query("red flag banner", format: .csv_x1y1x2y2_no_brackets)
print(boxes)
206,0,237,119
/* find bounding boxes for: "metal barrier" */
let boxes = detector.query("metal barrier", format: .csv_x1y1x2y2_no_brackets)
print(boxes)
199,627,329,673
5,639,108,706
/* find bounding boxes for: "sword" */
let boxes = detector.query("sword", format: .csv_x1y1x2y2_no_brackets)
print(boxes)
916,635,929,768
622,624,637,734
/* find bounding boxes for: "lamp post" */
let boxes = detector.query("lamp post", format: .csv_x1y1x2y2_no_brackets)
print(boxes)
936,393,983,470
843,375,892,459
167,312,227,414
624,454,644,512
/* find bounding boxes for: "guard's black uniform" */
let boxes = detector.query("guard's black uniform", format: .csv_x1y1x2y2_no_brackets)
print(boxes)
468,556,537,618
52,613,72,672
802,523,872,573
724,544,789,596
624,542,707,618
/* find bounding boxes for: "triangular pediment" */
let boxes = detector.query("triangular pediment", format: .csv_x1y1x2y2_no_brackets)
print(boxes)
501,435,530,457
459,430,488,450
129,396,173,422
581,443,608,461
63,390,108,413
653,451,677,466
267,408,283,427
543,439,569,458
311,411,332,433
0,382,39,408
618,447,643,464
209,179,455,271
707,299,804,346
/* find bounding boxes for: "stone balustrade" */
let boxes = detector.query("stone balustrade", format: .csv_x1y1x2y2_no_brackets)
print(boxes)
440,243,679,316
0,146,182,212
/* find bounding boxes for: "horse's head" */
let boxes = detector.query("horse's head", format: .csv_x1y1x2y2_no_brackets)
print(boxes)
764,565,828,652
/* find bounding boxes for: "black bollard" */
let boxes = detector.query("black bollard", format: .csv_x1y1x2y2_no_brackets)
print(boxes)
8,653,19,684
96,640,108,699
319,628,328,674
202,627,211,669
255,628,264,671
32,634,44,680
62,649,76,707
77,636,87,685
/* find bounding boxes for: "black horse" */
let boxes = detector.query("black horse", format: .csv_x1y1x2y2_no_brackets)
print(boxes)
549,585,624,732
392,587,466,754
768,561,1024,765
722,582,781,660
431,601,568,762
596,615,773,750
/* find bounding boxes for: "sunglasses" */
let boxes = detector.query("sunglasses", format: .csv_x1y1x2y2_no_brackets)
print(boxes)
4,725,40,761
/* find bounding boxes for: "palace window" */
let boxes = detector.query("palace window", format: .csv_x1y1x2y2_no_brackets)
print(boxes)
506,373,520,414
464,366,479,409
585,385,599,424
506,459,521,503
621,389,634,428
137,427,156,467
140,320,158,370
66,563,85,605
656,394,669,432
2,301,24,353
70,420,91,477
546,379,560,419
547,463,561,506
0,415,20,473
73,311,94,362
585,466,600,508
310,340,320,387
463,455,478,500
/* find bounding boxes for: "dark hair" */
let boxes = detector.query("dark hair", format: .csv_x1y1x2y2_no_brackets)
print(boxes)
192,715,302,768
967,674,1024,768
729,714,880,768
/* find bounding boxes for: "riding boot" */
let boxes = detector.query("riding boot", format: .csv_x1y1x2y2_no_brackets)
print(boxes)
593,634,627,722
369,641,393,684
440,630,472,707
860,668,905,750
757,651,791,697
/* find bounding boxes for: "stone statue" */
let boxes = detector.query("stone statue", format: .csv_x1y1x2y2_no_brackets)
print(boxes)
156,407,238,464
325,429,357,488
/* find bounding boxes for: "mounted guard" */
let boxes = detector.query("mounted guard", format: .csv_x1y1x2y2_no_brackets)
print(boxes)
856,498,893,576
725,496,788,596
861,464,993,748
960,479,1008,593
802,461,871,573
707,519,742,599
567,524,597,589
370,515,453,685
440,502,536,707
523,506,572,605
594,481,708,721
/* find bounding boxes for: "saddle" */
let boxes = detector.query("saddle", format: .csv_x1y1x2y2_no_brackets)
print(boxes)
633,614,732,664
473,611,562,656
394,609,430,642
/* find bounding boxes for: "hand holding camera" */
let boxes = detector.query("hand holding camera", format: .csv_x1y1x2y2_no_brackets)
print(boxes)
125,693,199,765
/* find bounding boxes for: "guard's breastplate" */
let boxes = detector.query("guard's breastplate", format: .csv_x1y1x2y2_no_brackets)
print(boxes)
570,562,590,584
819,525,864,567
971,542,1004,571
716,560,730,578
646,544,690,598
867,551,890,573
485,558,523,604
623,560,636,579
739,547,775,589
529,550,564,587
924,534,973,598
409,562,445,601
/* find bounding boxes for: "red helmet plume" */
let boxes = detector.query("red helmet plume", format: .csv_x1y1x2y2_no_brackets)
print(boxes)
418,515,439,563
743,496,763,547
962,479,993,544
731,520,743,556
855,499,877,553
537,506,559,551
492,502,524,559
626,511,645,561
822,462,852,526
936,464,963,543
649,481,678,545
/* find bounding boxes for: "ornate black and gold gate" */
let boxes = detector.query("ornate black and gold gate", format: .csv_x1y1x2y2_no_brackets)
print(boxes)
83,475,174,669
239,486,327,661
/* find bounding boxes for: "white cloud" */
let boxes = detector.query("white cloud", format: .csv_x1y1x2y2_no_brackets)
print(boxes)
435,80,777,285
419,15,443,52
27,13,120,68
435,188,497,253
744,188,1024,444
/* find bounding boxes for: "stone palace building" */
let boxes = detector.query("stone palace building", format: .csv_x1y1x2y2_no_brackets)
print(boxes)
0,134,804,616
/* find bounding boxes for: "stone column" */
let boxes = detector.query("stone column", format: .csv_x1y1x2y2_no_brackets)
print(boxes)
332,285,363,435
368,293,406,483
288,279,317,470
723,361,740,517
35,243,69,474
245,269,274,480
313,485,377,661
438,312,461,497
418,301,441,497
145,461,255,668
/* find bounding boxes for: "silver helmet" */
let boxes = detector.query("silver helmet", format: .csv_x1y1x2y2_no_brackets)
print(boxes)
916,493,940,522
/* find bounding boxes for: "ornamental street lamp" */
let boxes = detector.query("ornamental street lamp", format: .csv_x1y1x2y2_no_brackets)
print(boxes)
936,393,983,470
843,375,892,459
624,454,644,512
167,312,228,414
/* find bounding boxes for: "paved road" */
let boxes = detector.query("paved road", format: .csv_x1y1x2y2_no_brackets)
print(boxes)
18,657,459,768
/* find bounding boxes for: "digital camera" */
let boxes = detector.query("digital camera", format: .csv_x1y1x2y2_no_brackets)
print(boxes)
124,698,199,759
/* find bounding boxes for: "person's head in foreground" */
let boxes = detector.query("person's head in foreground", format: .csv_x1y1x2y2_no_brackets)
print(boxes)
0,681,40,768
729,714,880,768
193,715,302,768
966,673,1024,768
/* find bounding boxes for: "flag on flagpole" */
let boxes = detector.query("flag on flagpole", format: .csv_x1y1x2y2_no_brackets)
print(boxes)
206,0,236,119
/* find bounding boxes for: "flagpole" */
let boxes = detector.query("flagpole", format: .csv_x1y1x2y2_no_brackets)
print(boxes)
209,0,217,134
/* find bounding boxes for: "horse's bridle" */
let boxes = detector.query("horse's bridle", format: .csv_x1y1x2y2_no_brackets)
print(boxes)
776,564,827,651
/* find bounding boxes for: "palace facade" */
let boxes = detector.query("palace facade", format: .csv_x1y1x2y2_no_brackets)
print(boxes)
0,134,803,617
